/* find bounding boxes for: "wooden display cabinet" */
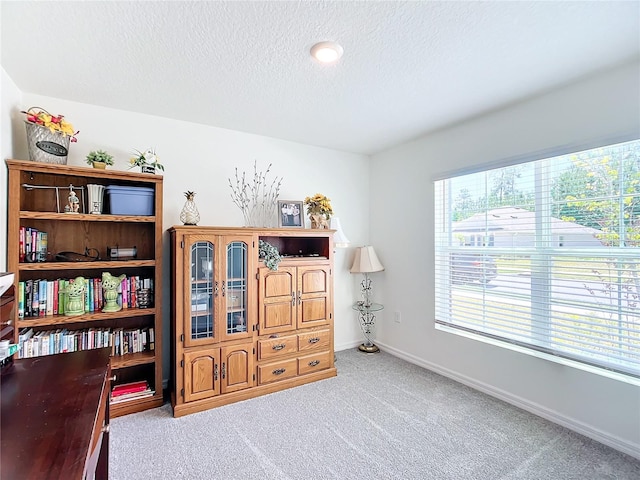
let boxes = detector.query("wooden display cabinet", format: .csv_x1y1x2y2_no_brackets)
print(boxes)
170,226,336,417
6,159,164,417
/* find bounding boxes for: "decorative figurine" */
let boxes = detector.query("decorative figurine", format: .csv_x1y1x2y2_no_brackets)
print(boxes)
67,186,80,214
65,277,86,316
102,272,126,312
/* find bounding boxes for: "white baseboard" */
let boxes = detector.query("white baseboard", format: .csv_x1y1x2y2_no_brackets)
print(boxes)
376,341,640,460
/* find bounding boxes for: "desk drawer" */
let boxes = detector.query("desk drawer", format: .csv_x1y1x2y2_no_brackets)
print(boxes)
258,334,297,360
298,329,330,353
298,351,332,376
257,358,298,385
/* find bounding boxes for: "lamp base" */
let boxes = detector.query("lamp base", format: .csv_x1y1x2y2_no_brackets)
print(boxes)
358,343,380,353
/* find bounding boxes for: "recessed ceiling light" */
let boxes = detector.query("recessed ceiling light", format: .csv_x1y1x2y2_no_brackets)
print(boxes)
310,41,344,64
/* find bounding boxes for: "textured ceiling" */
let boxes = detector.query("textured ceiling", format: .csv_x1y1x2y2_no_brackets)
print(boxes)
2,1,639,155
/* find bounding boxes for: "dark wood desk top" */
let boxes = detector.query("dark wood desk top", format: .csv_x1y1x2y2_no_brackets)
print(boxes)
1,348,111,479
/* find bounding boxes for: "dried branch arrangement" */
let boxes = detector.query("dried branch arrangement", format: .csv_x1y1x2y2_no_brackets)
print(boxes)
229,160,283,227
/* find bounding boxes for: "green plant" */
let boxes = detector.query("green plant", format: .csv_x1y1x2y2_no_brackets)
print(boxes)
85,149,114,166
258,239,281,271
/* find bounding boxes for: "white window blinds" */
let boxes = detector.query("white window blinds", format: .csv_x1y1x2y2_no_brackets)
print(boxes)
434,139,640,378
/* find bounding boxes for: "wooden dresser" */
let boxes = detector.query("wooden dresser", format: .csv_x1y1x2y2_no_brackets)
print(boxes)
1,348,112,479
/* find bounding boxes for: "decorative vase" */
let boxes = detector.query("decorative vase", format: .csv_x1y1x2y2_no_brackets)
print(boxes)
92,161,107,169
65,276,87,316
102,272,126,313
87,184,105,214
180,191,200,225
310,213,329,229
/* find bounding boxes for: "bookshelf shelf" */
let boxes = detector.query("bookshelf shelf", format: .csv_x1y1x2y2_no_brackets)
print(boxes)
7,159,164,418
19,211,157,223
16,307,156,328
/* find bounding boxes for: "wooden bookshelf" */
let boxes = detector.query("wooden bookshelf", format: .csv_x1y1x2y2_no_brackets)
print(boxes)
6,159,164,417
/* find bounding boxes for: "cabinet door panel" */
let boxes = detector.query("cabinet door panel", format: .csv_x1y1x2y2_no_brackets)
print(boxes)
259,267,296,335
299,267,328,294
183,236,217,347
221,344,254,394
184,349,220,402
297,265,330,329
299,297,328,328
221,236,253,342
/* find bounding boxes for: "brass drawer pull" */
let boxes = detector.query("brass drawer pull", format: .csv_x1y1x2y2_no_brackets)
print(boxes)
272,343,286,351
308,337,320,344
272,368,286,375
308,360,320,367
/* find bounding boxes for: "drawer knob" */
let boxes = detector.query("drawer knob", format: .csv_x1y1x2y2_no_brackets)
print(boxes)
308,337,320,344
272,368,286,375
109,375,116,382
308,360,320,367
101,424,110,433
272,343,285,351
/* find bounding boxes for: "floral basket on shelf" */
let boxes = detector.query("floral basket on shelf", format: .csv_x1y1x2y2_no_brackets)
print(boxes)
22,107,79,165
129,148,164,174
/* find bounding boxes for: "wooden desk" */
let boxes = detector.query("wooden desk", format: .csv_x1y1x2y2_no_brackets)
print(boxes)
1,348,111,479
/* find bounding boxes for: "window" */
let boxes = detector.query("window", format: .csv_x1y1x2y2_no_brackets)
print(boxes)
434,139,640,378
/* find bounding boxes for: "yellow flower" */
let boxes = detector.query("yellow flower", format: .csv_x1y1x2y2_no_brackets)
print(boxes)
304,193,333,218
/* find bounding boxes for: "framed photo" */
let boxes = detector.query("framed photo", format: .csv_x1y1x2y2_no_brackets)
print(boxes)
277,200,304,228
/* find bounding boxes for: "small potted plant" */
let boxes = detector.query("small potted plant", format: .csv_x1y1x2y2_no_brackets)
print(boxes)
85,150,114,169
129,148,164,173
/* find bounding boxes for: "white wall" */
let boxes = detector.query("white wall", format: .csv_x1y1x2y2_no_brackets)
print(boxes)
0,67,23,272
370,59,640,458
1,88,371,378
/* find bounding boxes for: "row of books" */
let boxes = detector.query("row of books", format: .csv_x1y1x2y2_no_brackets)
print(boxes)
19,226,47,263
18,276,154,318
18,326,155,359
111,380,155,404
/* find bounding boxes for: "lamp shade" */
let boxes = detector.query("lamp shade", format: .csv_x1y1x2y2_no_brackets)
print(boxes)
330,217,350,248
350,246,384,274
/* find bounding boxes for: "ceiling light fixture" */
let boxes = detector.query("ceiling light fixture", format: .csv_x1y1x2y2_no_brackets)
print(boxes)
310,41,344,64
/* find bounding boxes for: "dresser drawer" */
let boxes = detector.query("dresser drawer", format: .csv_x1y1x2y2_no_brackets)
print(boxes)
257,334,298,360
297,329,330,353
257,358,298,385
298,351,332,376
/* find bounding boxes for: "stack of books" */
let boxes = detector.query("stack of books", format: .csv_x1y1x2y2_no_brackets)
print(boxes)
110,380,155,404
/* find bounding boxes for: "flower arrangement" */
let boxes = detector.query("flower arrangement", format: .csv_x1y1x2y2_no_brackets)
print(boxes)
304,193,333,219
22,107,79,142
129,148,164,171
258,240,281,271
229,160,283,227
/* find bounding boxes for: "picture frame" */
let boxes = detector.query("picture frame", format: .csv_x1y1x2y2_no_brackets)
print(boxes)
277,200,304,228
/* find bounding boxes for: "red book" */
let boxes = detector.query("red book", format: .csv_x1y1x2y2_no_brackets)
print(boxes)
111,380,149,397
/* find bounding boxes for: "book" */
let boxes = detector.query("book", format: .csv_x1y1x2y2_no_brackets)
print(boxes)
46,281,54,316
17,281,25,318
111,380,149,397
38,279,47,316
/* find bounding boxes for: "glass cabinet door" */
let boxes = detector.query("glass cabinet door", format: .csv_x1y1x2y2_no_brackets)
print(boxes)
187,239,215,345
223,239,250,340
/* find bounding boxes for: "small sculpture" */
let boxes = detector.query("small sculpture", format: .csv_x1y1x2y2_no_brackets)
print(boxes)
102,272,126,312
65,277,86,316
67,186,80,214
